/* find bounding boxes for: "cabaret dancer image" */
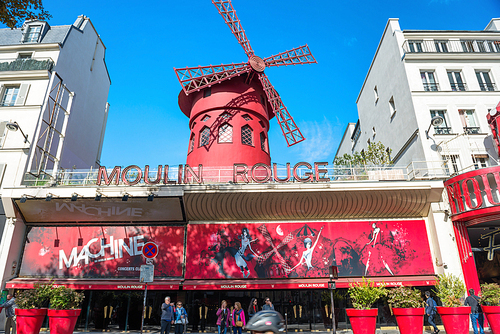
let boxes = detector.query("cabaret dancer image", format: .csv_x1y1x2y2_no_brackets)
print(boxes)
291,226,324,271
234,227,259,278
364,222,394,275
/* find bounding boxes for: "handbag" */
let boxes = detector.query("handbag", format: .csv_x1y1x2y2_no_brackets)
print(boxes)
235,310,243,327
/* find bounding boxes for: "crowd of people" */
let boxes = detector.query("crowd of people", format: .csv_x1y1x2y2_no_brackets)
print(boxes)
161,297,275,334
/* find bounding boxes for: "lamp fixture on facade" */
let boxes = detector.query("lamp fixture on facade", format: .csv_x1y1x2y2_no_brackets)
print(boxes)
6,121,29,143
122,193,129,201
20,195,27,203
46,194,53,201
425,116,444,139
71,193,79,201
147,193,154,201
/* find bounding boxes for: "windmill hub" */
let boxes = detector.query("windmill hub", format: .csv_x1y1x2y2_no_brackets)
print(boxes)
249,55,265,73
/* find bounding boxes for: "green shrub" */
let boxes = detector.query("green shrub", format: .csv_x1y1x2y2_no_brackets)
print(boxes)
386,286,423,308
480,283,500,306
348,278,386,310
435,273,466,307
49,286,84,310
15,283,52,309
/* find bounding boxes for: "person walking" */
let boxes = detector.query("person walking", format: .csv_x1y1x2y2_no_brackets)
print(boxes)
174,301,188,334
161,296,176,334
231,302,246,334
262,298,274,311
216,300,230,334
0,294,16,334
248,298,258,319
465,289,485,334
424,291,439,334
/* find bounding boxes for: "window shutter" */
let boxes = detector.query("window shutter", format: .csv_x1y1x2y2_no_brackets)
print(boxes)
0,121,7,146
15,84,30,106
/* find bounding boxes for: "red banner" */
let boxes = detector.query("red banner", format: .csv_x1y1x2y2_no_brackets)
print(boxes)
185,221,433,279
19,226,184,278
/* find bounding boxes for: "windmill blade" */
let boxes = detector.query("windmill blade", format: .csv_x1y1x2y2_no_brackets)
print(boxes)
174,62,251,95
212,0,254,57
258,73,305,146
264,45,317,68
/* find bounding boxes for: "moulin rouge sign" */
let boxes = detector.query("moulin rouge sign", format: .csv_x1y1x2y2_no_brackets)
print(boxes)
96,162,332,186
445,166,500,221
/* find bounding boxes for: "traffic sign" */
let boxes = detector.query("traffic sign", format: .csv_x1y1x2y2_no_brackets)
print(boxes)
142,242,158,259
140,264,154,283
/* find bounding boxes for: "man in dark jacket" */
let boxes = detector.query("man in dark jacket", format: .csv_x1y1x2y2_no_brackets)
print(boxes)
0,294,16,334
262,298,274,311
464,289,485,334
424,291,439,334
161,296,175,334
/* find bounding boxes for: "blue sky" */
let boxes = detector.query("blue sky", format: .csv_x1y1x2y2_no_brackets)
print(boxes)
5,0,500,167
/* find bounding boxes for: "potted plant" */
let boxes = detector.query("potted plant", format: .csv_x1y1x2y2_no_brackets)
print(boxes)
48,286,85,334
386,286,424,334
15,283,52,334
347,278,386,334
480,283,500,334
434,273,469,334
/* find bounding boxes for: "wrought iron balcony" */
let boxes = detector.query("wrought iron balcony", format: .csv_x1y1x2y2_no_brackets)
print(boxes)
423,83,439,91
434,127,452,135
450,82,467,91
0,58,54,72
464,126,481,134
403,39,500,54
479,82,497,91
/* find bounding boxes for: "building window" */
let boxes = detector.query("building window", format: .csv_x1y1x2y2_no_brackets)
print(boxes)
25,25,41,43
430,110,451,134
487,41,500,53
372,126,376,138
473,156,488,169
459,109,480,134
461,40,476,52
389,96,396,116
242,114,252,121
476,40,487,52
374,86,379,103
447,71,466,91
1,86,20,106
241,125,253,146
434,40,449,52
408,40,423,53
476,71,496,91
443,155,461,174
201,115,211,122
218,123,233,143
260,132,268,152
17,53,32,59
200,127,210,147
188,133,195,153
352,121,361,145
220,112,230,119
203,87,211,98
421,71,439,91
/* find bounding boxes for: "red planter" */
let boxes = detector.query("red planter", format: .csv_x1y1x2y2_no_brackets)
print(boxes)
483,305,500,334
392,308,424,334
15,308,47,334
48,309,81,334
346,308,378,334
436,306,471,334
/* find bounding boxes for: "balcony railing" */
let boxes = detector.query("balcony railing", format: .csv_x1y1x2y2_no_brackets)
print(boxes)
479,82,497,91
423,83,439,91
464,126,481,134
403,39,500,54
434,127,452,135
0,58,54,72
450,82,467,91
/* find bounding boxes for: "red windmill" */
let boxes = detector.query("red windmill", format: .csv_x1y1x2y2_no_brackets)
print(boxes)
175,0,316,171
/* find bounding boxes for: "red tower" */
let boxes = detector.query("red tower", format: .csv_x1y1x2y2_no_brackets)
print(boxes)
175,0,316,169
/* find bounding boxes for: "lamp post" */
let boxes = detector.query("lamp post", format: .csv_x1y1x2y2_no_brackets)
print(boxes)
329,266,339,334
6,121,29,143
425,115,444,139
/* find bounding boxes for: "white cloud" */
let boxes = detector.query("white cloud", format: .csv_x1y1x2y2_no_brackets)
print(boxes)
296,116,342,162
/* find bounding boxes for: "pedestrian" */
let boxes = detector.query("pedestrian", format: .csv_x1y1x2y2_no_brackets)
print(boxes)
161,296,175,334
424,291,439,334
248,298,258,319
0,294,16,334
262,297,274,311
174,301,188,334
216,300,230,334
464,289,485,334
231,301,246,334
245,310,284,334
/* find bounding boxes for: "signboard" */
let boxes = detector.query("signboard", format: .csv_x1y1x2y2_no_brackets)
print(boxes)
140,265,154,283
142,242,158,259
19,225,184,278
184,220,434,279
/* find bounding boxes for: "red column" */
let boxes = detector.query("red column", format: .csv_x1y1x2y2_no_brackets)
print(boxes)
453,221,480,293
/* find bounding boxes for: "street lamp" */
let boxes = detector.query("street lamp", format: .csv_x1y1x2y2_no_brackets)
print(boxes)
425,116,444,139
329,266,339,334
6,121,29,143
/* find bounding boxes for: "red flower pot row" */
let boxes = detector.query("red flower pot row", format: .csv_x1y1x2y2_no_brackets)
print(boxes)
483,305,500,334
15,308,81,334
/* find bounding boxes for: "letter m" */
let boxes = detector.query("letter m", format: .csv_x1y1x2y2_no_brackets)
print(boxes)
59,248,78,269
97,166,121,185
